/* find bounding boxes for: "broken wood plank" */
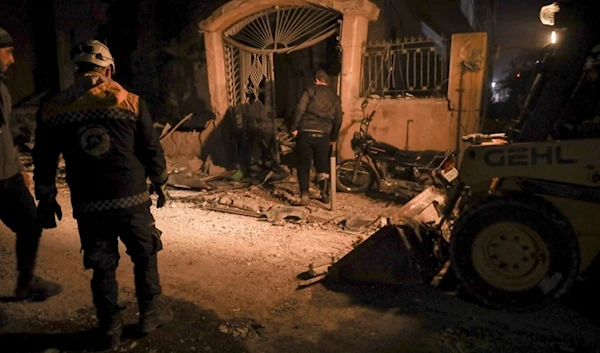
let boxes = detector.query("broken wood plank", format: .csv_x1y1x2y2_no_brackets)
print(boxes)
200,205,264,218
297,274,326,288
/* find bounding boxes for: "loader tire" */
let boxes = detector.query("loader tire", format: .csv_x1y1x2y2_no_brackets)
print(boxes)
450,195,579,311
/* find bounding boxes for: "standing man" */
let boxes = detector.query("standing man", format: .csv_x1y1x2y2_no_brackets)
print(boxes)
290,69,342,205
0,27,62,309
32,39,172,350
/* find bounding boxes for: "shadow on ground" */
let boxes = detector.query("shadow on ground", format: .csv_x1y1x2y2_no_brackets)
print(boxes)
308,277,600,353
562,280,600,325
0,296,249,353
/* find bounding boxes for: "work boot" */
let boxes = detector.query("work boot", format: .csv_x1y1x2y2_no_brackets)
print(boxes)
98,312,123,351
14,276,63,302
300,192,310,206
139,297,173,333
318,178,330,204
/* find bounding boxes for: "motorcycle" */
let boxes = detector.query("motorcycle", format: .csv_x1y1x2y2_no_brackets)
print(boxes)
336,100,457,198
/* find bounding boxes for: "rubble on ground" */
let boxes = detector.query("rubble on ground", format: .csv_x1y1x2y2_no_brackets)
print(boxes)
19,152,400,233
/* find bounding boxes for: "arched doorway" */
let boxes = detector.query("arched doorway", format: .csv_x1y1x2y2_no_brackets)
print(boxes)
222,5,342,165
199,0,379,166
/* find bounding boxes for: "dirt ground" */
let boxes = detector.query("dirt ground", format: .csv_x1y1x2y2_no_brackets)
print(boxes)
1,175,600,353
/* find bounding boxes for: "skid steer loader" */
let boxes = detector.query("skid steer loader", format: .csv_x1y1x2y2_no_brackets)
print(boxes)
316,2,600,311
439,133,599,311
319,131,599,311
429,1,600,310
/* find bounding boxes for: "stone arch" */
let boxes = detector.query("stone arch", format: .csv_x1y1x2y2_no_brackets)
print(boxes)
200,0,379,34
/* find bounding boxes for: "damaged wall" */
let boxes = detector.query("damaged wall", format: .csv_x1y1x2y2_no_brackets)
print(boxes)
4,0,489,173
338,32,488,160
345,98,456,153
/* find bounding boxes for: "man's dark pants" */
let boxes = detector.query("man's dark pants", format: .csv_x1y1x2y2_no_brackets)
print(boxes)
76,209,163,322
296,131,330,194
0,173,42,288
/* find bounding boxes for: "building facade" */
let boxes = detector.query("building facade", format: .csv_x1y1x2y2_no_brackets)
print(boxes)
3,0,496,166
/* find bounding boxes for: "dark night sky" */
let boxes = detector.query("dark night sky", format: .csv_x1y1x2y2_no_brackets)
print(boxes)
493,0,555,80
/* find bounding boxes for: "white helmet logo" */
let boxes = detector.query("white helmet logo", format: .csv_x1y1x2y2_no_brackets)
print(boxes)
79,125,111,158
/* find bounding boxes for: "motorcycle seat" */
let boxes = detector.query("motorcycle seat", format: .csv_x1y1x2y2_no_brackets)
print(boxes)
394,149,449,168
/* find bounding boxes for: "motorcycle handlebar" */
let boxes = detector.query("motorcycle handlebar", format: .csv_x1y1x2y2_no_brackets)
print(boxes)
361,110,375,123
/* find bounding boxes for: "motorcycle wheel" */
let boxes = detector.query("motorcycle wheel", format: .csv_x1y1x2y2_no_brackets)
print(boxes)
336,159,373,193
417,173,446,189
450,194,579,311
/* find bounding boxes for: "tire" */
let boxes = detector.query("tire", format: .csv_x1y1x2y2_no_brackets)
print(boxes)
336,159,373,193
450,195,580,311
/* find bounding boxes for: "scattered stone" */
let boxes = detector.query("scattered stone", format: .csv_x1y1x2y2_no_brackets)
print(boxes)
307,213,333,224
187,157,203,173
343,216,381,232
264,205,309,223
271,298,299,314
218,196,233,205
231,199,262,213
205,160,227,176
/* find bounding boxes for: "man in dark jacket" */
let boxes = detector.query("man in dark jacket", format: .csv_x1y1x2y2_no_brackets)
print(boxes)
0,27,62,318
32,39,171,350
290,69,342,205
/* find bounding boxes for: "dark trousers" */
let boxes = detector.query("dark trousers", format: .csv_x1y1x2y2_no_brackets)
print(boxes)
76,209,163,321
296,132,330,194
0,173,42,287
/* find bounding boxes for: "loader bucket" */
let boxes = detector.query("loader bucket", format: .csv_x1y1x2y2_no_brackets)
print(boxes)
325,187,448,286
327,225,426,285
389,186,447,225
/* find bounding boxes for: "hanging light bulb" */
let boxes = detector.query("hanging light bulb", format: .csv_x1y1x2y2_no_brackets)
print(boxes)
551,30,557,44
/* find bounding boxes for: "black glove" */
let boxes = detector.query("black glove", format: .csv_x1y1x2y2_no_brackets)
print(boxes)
149,181,169,208
37,197,62,229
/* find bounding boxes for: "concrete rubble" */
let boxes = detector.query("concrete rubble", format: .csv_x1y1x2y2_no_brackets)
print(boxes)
18,151,396,233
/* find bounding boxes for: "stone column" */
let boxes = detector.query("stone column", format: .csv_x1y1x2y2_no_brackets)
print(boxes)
199,30,230,161
447,32,488,163
202,31,230,120
338,14,370,160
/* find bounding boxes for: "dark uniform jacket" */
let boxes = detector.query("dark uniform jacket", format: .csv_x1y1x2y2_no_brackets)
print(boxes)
0,72,23,180
290,84,343,142
33,72,166,218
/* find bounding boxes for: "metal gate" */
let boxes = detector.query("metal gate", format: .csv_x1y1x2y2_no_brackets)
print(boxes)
223,4,341,118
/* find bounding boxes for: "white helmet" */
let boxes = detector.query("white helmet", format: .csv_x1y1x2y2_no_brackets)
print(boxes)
71,39,115,74
539,2,560,26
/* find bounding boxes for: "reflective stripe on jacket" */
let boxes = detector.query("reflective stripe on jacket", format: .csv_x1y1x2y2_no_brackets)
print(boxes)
33,73,166,217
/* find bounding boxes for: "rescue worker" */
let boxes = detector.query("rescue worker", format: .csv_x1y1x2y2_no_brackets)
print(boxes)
0,27,62,308
290,69,342,205
32,39,172,350
518,0,599,141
